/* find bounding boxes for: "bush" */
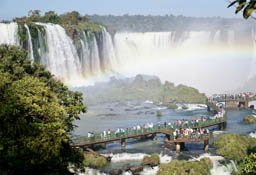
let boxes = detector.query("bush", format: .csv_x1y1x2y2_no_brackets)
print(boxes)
142,153,160,166
237,153,256,175
167,103,178,110
83,153,108,169
243,115,256,124
214,134,256,162
157,158,212,175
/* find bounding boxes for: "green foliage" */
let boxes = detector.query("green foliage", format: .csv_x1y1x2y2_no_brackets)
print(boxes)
237,153,256,175
142,153,160,166
214,134,256,162
0,45,86,174
243,115,256,124
167,103,178,110
81,75,206,105
157,158,213,175
83,153,108,169
228,0,256,19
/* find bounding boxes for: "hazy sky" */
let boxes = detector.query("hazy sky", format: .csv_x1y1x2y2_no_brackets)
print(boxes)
0,0,239,20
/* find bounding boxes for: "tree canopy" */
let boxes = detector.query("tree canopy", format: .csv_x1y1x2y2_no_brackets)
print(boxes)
0,45,86,174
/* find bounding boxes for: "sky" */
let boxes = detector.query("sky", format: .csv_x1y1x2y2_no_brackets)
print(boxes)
0,0,239,20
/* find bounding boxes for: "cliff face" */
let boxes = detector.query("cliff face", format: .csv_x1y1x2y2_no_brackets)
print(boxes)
75,74,206,105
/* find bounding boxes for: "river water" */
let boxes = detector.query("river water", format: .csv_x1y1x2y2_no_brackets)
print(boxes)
74,101,256,175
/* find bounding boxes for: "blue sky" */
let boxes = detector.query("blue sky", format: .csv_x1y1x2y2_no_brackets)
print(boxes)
0,0,239,20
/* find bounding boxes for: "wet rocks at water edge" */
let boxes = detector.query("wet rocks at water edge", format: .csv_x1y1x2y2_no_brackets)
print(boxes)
142,153,160,167
109,169,122,175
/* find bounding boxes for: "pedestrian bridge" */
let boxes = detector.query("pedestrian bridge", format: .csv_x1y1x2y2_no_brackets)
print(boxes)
73,115,226,152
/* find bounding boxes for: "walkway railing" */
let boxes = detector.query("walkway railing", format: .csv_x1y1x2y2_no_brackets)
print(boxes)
75,116,226,144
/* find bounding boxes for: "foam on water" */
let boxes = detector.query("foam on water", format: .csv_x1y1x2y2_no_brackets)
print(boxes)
177,104,207,111
103,153,149,163
81,168,106,175
249,131,256,138
194,153,233,175
80,152,233,175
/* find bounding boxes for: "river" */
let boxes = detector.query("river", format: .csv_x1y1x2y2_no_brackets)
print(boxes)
73,101,256,175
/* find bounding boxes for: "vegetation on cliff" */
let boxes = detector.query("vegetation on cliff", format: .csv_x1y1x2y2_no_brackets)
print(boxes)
0,45,86,174
157,158,213,175
14,10,103,63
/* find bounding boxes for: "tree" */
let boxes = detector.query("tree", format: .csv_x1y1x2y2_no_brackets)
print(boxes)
43,11,60,24
228,0,256,19
237,153,256,175
0,45,86,174
28,10,41,22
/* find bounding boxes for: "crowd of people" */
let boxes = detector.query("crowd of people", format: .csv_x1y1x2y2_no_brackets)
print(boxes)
86,95,230,141
173,127,209,140
86,110,225,141
208,92,254,102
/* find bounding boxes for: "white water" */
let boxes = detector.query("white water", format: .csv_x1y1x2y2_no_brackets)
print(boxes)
249,131,256,138
24,24,34,61
0,22,19,46
177,104,207,111
193,153,233,175
37,23,84,85
90,35,101,75
101,27,117,72
80,32,91,76
81,152,233,175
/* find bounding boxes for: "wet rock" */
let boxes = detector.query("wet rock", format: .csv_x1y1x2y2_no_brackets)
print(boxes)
122,164,131,171
109,169,122,175
130,165,143,173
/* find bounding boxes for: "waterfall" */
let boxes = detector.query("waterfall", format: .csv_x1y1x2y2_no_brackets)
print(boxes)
90,35,101,75
80,34,91,76
37,28,47,61
0,22,19,46
24,24,34,61
101,27,117,71
37,23,83,84
1,21,255,91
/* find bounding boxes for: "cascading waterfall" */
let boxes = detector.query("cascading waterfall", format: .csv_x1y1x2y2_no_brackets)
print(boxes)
90,35,101,75
1,21,256,91
37,28,47,61
37,23,83,84
101,27,118,71
24,24,35,61
80,36,91,76
0,22,19,46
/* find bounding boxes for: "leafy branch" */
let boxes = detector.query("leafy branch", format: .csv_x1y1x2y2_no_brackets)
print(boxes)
228,0,256,19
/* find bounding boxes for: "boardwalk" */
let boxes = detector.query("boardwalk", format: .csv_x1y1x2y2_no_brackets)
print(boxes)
73,116,226,151
72,93,256,152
